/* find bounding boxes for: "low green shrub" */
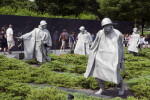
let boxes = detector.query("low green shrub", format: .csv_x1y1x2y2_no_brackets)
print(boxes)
124,59,150,79
51,54,88,66
125,54,147,62
27,87,67,100
0,51,150,99
0,92,16,100
73,93,102,100
127,76,150,99
22,59,37,64
67,64,86,74
140,48,150,58
0,78,31,99
41,54,87,74
0,57,30,70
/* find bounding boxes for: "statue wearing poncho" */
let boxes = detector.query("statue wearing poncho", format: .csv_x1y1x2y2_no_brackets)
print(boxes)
74,26,92,55
84,18,125,95
19,20,52,63
127,28,140,54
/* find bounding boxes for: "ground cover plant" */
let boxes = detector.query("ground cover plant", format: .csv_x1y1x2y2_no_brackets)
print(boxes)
0,48,150,99
139,48,150,58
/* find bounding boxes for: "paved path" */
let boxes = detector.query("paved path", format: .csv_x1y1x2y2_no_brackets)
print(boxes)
52,49,71,55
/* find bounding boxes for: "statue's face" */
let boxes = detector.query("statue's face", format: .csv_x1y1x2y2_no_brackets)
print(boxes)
41,24,47,29
80,29,85,33
133,28,137,33
103,24,112,34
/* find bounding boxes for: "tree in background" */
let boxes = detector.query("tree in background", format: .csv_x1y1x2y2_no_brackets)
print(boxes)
0,0,14,7
1,0,150,35
96,0,133,21
34,0,100,16
131,0,150,35
97,0,150,35
0,0,38,12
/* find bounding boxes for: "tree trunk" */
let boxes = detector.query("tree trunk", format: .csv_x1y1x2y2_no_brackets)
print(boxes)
141,18,145,36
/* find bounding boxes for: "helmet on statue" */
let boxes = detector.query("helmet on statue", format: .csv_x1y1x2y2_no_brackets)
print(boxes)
101,18,113,27
79,26,85,31
40,20,47,26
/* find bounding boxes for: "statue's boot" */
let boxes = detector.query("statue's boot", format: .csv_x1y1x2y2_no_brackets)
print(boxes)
119,80,125,95
95,78,105,95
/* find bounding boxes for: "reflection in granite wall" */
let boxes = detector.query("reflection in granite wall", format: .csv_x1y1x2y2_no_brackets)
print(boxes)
0,15,134,50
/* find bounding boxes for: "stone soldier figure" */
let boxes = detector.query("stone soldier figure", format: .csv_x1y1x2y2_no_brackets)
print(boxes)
127,28,140,56
74,26,92,55
17,20,52,63
84,18,125,95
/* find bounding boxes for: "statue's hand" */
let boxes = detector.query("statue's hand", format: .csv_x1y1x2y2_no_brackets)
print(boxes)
43,41,47,44
15,37,22,41
41,40,47,45
120,59,126,74
84,73,88,78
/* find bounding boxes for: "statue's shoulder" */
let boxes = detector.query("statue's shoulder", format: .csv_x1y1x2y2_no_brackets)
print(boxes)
87,32,91,36
34,28,39,30
114,29,122,34
132,34,140,37
136,34,140,37
34,28,40,32
97,30,103,36
78,32,81,36
45,29,49,32
87,31,90,34
114,29,123,37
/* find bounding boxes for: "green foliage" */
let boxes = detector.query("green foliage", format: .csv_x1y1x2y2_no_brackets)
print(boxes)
97,0,133,21
1,0,150,27
32,68,99,89
34,0,99,16
67,65,86,74
123,54,150,79
78,13,99,20
0,92,16,100
0,50,150,99
50,61,67,72
0,78,31,99
77,77,99,89
27,87,67,100
0,78,102,100
0,56,30,71
51,54,88,65
0,6,98,20
138,31,150,36
23,59,38,64
131,0,150,23
127,76,150,99
125,54,147,62
140,48,150,59
41,54,87,74
0,69,34,83
73,93,103,100
0,0,100,20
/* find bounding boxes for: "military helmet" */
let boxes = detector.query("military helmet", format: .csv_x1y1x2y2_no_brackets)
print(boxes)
101,18,113,27
79,26,85,31
40,20,47,26
133,28,137,31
